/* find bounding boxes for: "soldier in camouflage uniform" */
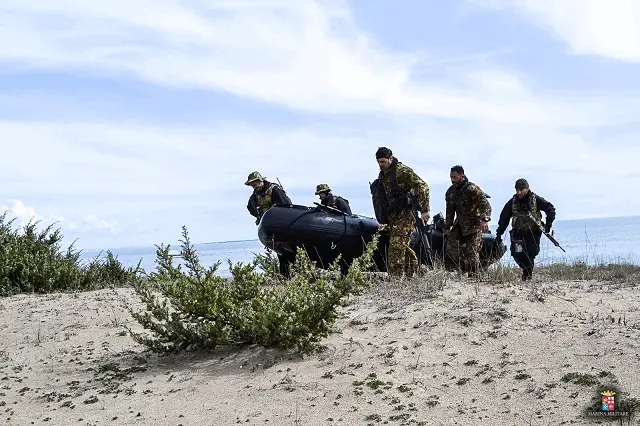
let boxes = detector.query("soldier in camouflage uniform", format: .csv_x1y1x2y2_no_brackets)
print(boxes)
372,147,430,278
495,178,556,280
444,165,492,275
245,171,294,278
314,184,352,214
245,171,292,225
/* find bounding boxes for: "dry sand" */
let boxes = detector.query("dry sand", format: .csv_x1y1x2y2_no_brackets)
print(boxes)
1,276,640,425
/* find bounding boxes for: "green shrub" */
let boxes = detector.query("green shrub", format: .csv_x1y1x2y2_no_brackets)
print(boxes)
0,211,140,296
128,226,378,355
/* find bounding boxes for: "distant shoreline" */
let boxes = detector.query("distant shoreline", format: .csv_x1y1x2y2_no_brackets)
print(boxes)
79,214,640,253
79,238,262,253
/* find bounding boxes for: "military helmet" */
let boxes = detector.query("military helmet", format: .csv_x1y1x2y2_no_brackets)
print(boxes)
245,171,265,185
315,183,331,195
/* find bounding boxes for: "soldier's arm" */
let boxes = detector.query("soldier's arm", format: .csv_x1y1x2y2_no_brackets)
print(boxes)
468,185,491,219
401,167,430,216
417,179,430,216
247,197,258,218
271,186,292,205
336,197,352,215
535,194,556,226
495,199,513,236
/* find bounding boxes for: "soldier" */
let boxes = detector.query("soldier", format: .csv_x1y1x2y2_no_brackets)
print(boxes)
245,171,293,278
443,165,491,275
314,184,352,214
495,178,556,280
245,171,291,225
371,147,430,278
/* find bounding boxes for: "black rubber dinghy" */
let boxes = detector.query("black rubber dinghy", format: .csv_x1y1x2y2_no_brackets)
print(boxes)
257,204,506,275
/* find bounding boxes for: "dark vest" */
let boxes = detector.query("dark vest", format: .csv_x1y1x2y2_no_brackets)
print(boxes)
511,192,541,231
252,182,282,217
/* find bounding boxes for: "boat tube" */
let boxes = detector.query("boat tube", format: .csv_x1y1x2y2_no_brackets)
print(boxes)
257,204,506,274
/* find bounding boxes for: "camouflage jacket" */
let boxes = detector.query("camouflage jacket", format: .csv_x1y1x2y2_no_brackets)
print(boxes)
246,180,291,221
321,194,352,215
445,178,491,234
376,157,430,222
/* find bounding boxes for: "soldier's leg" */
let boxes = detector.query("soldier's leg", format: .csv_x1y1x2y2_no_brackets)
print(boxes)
511,231,533,280
400,221,418,277
462,229,483,274
387,217,416,277
444,226,463,271
277,252,293,278
387,220,405,277
521,231,541,278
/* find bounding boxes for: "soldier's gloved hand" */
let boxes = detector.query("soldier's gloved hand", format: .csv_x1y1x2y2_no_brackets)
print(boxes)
255,218,260,225
544,225,552,233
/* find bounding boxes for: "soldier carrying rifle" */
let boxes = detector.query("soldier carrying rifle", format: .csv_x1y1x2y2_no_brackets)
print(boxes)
495,178,558,281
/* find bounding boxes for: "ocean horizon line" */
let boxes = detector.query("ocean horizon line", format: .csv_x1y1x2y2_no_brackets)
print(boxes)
78,213,640,253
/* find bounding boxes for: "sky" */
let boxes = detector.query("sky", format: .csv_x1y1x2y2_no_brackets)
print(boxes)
1,0,640,250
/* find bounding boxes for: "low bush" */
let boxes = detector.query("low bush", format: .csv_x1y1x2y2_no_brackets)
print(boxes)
128,226,378,355
0,211,140,296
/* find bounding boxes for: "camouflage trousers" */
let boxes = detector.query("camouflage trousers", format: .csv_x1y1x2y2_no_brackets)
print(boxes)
387,214,418,277
444,225,483,273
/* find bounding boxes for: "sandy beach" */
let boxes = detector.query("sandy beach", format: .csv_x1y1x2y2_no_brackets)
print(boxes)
2,276,639,425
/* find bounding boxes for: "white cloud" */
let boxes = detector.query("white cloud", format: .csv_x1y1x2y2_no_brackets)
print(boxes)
472,0,640,62
0,200,40,226
0,0,636,126
81,214,119,233
0,198,119,239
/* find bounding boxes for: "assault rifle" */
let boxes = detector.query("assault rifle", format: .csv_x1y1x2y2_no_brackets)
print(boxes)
527,212,566,252
411,197,433,265
313,201,346,216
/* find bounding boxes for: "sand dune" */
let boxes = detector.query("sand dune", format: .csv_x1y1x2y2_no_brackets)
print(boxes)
1,277,639,425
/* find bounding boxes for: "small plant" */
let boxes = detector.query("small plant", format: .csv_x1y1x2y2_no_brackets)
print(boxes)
560,372,600,387
0,212,140,295
128,226,378,354
425,395,440,410
456,377,471,385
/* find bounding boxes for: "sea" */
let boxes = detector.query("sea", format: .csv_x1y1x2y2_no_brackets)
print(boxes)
79,215,640,277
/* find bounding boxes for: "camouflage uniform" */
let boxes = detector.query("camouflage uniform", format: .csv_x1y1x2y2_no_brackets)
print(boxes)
245,171,291,224
315,184,352,214
444,178,491,273
377,158,430,277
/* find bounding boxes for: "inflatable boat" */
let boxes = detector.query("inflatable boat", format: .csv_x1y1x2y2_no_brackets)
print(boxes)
257,203,506,274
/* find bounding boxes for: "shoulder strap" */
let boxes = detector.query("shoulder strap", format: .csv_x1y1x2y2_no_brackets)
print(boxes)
265,183,277,196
